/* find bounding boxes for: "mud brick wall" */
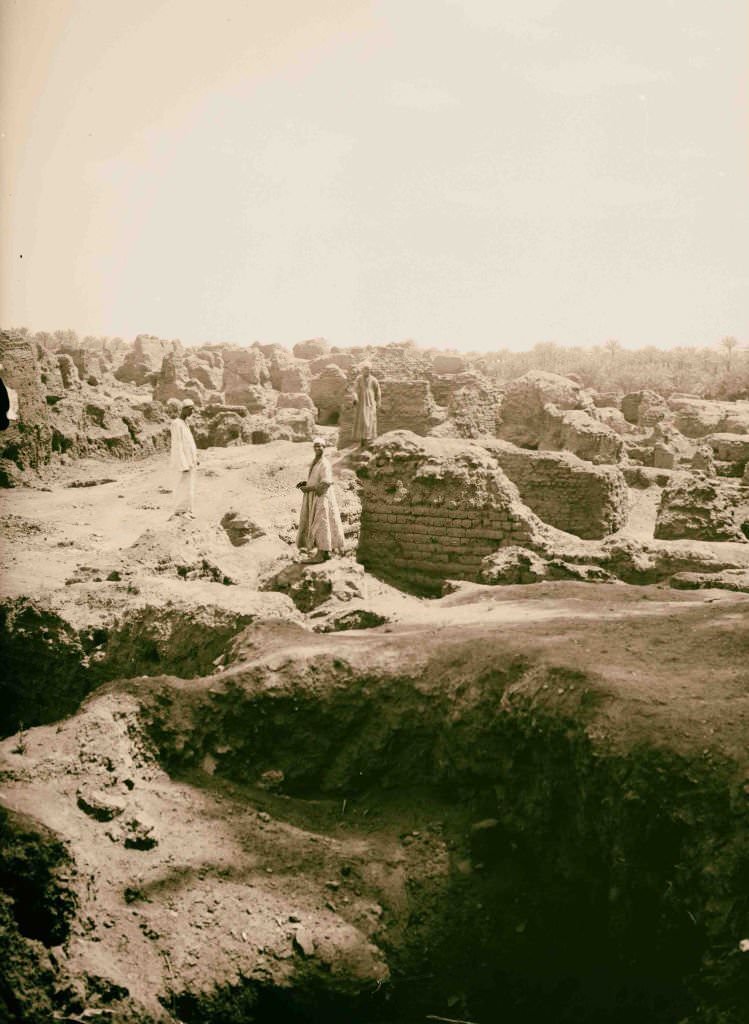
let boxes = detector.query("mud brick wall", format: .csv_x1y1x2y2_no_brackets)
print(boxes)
429,372,501,438
357,432,543,592
338,380,445,447
484,440,629,539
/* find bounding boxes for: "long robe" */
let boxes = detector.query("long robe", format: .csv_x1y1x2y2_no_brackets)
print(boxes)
170,418,198,471
297,455,345,553
0,379,9,431
170,417,198,513
352,374,381,441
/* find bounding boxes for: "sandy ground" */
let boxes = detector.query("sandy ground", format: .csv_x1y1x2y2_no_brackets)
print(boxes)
1,442,316,593
2,440,748,636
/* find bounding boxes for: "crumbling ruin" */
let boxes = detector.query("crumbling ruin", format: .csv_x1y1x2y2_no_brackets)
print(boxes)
357,433,546,592
2,328,748,565
355,431,635,592
654,473,749,542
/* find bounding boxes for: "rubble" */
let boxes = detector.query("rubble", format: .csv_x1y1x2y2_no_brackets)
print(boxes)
262,559,366,613
668,394,749,438
496,371,622,463
654,473,747,542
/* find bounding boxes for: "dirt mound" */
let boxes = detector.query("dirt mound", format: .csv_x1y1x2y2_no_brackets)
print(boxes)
669,568,749,592
125,522,240,583
262,559,367,613
1,692,391,1022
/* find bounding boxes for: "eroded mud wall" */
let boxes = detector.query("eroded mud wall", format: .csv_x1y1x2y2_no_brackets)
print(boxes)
485,439,629,539
356,432,541,591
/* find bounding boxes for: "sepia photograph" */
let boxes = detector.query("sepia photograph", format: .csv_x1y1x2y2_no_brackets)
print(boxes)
1,2,748,1022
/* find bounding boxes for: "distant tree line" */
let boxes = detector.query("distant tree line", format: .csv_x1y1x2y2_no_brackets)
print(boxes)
5,326,748,401
477,337,748,400
6,327,126,351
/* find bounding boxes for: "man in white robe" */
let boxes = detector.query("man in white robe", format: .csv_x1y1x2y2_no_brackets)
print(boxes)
296,437,345,561
351,363,381,447
168,399,198,518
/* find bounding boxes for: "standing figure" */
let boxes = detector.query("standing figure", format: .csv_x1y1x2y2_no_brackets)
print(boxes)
351,362,381,448
0,361,18,431
296,437,345,562
0,365,10,431
168,398,198,518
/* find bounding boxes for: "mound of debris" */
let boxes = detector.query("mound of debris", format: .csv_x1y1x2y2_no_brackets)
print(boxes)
262,558,367,613
654,473,748,542
496,371,623,464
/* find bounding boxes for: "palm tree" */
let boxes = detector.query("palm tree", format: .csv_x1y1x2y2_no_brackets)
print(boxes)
604,338,622,360
720,336,738,372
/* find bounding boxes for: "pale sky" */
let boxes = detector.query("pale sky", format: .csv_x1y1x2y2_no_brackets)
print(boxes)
1,0,747,351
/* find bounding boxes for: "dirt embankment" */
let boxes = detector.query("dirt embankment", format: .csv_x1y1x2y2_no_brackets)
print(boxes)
1,596,749,1024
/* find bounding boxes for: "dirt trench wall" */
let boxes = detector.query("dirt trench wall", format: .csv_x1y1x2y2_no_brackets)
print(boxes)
484,439,629,539
131,616,749,1024
356,432,543,591
3,599,749,1024
0,806,79,1024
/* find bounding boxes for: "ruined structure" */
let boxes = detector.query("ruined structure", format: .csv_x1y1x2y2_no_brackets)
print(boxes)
496,371,623,464
485,440,629,539
704,432,749,477
114,334,182,385
310,364,348,425
668,394,749,437
428,371,501,438
620,389,670,428
654,473,748,542
338,380,445,447
4,330,749,559
292,337,329,360
357,432,545,591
